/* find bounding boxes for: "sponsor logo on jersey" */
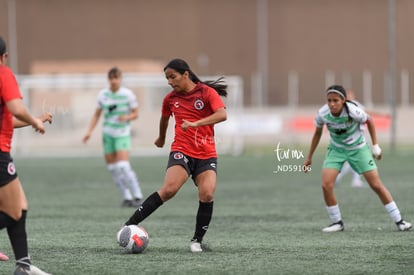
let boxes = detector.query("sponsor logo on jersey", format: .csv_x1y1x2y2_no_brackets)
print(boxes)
334,128,347,135
173,152,184,160
108,104,117,112
7,162,16,175
174,101,179,108
194,99,205,110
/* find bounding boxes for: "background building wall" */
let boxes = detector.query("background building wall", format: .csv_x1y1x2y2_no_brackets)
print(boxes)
1,0,414,155
1,0,413,106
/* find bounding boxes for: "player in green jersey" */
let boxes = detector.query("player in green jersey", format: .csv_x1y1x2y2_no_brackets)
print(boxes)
304,85,411,232
83,67,143,207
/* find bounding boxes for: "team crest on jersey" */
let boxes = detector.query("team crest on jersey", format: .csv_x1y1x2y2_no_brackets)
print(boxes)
194,99,205,110
173,152,184,160
7,162,16,175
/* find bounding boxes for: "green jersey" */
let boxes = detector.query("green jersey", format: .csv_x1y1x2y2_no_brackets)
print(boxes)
314,102,369,150
97,86,138,137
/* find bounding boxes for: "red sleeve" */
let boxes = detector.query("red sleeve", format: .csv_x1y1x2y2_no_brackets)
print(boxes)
0,67,22,102
207,87,225,112
161,92,172,117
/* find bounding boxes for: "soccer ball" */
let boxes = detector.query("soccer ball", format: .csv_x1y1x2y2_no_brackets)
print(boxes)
117,225,149,254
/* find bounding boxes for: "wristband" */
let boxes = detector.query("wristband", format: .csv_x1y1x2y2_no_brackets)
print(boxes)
372,144,381,158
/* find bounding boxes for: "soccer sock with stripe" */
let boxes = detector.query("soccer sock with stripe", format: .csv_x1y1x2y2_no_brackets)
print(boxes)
192,201,214,243
125,192,163,225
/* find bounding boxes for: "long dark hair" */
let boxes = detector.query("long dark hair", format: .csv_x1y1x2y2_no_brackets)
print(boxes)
0,36,7,55
326,84,355,122
164,58,227,97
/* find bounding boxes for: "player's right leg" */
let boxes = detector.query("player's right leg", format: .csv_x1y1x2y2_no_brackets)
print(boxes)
113,137,144,205
104,136,134,207
321,148,346,232
116,160,143,202
0,178,51,275
107,162,134,207
321,168,344,232
124,164,188,225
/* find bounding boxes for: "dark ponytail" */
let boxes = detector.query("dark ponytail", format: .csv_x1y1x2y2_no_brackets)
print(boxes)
202,77,227,97
164,58,228,97
343,101,353,122
0,36,7,55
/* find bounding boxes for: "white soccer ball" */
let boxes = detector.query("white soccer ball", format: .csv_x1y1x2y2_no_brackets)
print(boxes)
117,225,149,254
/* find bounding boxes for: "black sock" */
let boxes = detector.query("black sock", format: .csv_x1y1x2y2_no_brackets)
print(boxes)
125,192,163,225
192,201,213,243
6,210,31,266
0,211,16,230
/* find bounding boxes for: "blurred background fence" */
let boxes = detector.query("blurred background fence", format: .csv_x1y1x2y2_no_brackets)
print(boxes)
12,71,414,157
14,73,245,156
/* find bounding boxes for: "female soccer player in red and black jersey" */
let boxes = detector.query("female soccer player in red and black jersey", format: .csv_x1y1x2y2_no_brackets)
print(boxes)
122,58,227,252
0,36,52,275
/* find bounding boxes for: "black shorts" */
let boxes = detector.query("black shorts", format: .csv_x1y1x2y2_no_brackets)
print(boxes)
0,151,18,187
167,151,217,184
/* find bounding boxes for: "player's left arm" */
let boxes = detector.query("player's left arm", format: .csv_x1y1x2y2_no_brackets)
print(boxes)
181,107,227,131
366,118,382,160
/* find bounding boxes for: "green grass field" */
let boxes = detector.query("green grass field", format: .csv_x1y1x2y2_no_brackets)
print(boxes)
1,147,413,274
